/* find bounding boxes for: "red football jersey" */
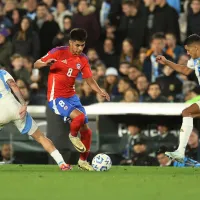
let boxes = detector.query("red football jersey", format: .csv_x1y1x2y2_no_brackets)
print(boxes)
41,46,92,101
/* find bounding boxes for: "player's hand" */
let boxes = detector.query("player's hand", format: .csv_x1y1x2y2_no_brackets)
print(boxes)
156,55,167,65
46,59,57,67
99,91,110,101
19,105,27,119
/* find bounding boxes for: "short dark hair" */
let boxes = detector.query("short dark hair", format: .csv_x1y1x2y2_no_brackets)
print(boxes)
37,2,48,9
151,32,165,43
119,77,131,85
156,146,168,156
70,28,87,42
184,34,200,46
148,82,161,90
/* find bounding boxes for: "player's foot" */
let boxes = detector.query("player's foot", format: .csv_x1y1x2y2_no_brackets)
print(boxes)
60,163,72,171
69,134,86,153
78,159,94,171
165,151,184,163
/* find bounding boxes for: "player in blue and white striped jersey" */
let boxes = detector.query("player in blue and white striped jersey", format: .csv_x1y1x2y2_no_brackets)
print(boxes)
156,34,200,163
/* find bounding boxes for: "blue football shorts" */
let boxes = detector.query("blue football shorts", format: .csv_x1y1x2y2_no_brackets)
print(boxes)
48,95,88,124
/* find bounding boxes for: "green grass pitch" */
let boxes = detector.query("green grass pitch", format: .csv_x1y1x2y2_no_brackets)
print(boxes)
0,165,200,200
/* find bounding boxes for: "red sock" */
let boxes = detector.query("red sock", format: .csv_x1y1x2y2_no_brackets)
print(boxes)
70,114,85,137
79,128,92,161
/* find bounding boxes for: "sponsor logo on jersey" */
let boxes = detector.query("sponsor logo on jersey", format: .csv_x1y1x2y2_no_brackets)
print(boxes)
76,63,81,69
61,59,67,64
64,105,68,110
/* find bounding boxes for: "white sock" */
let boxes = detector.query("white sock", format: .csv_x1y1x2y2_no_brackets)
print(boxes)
177,117,193,155
50,149,65,166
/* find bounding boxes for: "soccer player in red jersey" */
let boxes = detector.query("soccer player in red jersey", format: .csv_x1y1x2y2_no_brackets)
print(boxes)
34,28,110,170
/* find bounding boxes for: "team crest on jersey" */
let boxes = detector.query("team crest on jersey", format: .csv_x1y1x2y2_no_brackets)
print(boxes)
64,106,68,110
61,59,67,64
76,63,81,69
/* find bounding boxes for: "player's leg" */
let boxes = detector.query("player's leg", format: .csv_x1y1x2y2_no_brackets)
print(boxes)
73,102,93,171
69,109,86,152
78,123,93,171
166,102,200,162
14,113,72,170
48,98,86,153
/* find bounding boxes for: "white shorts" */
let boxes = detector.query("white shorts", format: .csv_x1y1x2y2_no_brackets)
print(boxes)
0,95,38,135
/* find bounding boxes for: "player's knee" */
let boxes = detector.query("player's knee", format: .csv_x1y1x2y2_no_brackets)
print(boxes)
73,113,85,126
182,109,191,117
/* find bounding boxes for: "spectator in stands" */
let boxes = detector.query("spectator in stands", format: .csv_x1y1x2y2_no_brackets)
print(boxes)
96,62,106,86
16,79,30,104
80,81,97,105
144,82,168,102
11,8,27,36
128,66,142,86
119,62,130,77
165,33,184,62
132,139,157,166
33,2,59,57
120,124,142,163
134,47,147,70
143,0,156,46
53,1,72,31
72,0,100,48
43,0,56,12
121,88,139,102
100,38,118,68
0,7,12,30
0,28,12,68
0,144,21,164
52,15,72,47
12,17,40,60
152,0,180,42
167,0,181,14
156,146,174,166
118,0,146,54
135,75,149,102
143,33,172,82
67,0,79,13
114,77,131,102
11,54,30,84
23,56,34,74
156,64,182,102
87,48,101,66
104,67,120,99
23,0,37,20
29,69,46,105
156,123,178,150
91,67,98,82
186,128,200,161
99,0,111,28
120,39,135,65
4,0,17,18
187,0,200,36
185,86,200,104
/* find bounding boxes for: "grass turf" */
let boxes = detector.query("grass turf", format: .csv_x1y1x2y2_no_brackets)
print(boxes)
0,165,199,200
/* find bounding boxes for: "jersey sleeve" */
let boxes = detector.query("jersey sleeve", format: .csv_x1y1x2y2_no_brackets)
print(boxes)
2,70,14,81
187,58,195,70
81,58,92,79
40,48,59,62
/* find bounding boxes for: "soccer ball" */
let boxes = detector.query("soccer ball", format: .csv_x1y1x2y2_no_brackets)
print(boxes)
92,153,112,171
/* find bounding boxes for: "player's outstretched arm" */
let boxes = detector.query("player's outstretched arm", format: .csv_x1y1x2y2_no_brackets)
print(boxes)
34,58,57,69
85,77,110,101
7,79,27,119
156,55,193,76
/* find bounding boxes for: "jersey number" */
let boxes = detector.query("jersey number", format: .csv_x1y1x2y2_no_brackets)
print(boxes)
67,68,73,77
58,100,65,107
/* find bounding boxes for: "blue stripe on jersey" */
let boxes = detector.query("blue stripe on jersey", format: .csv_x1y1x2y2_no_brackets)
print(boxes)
49,46,68,54
80,53,88,60
0,70,9,90
21,113,32,134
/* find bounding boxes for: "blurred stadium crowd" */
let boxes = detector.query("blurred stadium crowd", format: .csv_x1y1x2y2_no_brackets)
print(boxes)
1,0,200,166
1,0,200,105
